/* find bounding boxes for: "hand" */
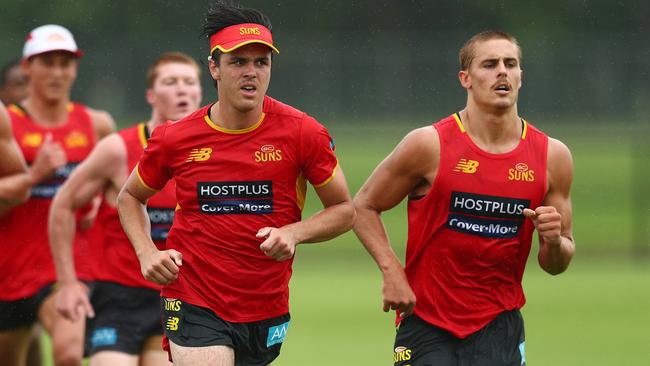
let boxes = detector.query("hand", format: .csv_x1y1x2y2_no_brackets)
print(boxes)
30,133,67,183
257,227,297,261
139,249,183,285
78,195,102,230
55,281,94,322
382,266,416,318
524,207,562,246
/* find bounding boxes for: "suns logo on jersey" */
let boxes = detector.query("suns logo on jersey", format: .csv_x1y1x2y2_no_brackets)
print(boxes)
454,159,479,174
64,131,88,148
508,162,535,182
255,144,282,163
22,133,43,148
186,148,212,162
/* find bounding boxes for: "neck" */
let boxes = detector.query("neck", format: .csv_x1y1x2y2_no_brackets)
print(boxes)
148,111,167,131
460,102,522,153
210,100,264,131
22,95,70,126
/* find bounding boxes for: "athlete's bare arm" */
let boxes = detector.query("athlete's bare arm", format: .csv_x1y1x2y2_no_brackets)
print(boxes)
353,126,439,317
118,172,183,285
48,134,128,321
88,108,116,139
524,138,575,275
256,165,355,261
0,103,30,215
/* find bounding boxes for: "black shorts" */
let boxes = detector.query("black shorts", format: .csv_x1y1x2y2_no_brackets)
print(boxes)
161,297,290,366
0,284,53,331
394,310,525,366
85,281,162,355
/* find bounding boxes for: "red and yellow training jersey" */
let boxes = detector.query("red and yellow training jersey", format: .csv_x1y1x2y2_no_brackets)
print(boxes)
405,113,548,338
94,122,176,290
137,96,338,322
0,103,96,300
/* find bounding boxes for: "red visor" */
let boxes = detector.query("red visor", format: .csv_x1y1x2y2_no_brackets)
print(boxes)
209,23,279,54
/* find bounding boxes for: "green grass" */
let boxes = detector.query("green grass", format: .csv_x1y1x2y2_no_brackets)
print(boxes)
40,121,650,365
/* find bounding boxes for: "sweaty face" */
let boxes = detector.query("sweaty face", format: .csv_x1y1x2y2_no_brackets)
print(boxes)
0,65,28,105
461,39,522,111
210,43,272,114
147,62,202,121
24,51,78,103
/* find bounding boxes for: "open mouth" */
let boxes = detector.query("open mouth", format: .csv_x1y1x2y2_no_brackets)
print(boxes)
177,101,189,108
494,83,511,92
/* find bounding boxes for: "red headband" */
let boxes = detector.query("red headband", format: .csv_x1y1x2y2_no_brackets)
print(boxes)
209,23,279,55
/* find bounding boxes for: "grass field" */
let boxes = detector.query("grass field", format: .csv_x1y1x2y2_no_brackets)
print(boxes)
40,121,650,365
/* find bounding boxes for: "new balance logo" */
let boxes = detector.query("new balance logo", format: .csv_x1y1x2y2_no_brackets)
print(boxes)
166,316,179,331
454,159,479,173
186,148,212,162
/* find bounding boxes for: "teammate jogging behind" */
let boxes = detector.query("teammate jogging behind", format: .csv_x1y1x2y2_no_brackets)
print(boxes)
117,2,355,365
49,52,202,366
353,30,575,366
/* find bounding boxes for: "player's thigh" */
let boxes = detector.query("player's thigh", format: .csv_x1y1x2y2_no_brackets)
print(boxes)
394,315,459,366
140,335,171,366
88,350,138,366
459,310,525,366
170,340,234,366
38,292,85,354
0,327,32,366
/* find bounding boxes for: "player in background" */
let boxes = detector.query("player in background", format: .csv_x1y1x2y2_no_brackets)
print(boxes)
0,59,29,105
0,24,115,366
117,2,355,365
0,102,30,215
0,59,45,366
49,52,202,366
353,31,575,366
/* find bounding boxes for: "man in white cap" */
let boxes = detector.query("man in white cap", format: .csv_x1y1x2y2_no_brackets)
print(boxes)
0,24,114,366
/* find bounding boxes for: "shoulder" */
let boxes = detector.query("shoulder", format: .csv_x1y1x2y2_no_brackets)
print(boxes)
92,132,128,162
263,96,305,120
385,126,439,176
548,137,573,164
85,106,116,138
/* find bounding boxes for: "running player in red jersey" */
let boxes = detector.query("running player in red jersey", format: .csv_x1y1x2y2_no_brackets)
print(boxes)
0,25,115,366
0,102,30,216
354,31,575,366
49,52,202,366
117,3,355,366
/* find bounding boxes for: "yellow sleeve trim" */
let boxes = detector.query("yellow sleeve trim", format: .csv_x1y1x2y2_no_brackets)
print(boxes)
453,113,466,133
312,162,339,188
204,113,265,134
135,163,160,192
138,122,148,148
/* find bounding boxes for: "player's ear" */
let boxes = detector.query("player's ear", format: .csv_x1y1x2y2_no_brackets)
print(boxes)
208,56,220,81
459,70,471,89
145,88,155,105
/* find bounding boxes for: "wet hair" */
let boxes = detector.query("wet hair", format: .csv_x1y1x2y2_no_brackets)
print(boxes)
202,1,273,65
0,59,21,87
459,31,521,71
147,52,201,88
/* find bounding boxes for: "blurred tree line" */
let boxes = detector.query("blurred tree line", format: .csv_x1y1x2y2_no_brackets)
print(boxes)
1,0,648,126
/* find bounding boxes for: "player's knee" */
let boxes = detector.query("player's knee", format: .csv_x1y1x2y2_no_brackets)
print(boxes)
52,345,82,366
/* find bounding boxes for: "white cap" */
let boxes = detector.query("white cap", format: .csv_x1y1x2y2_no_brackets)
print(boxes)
23,24,83,59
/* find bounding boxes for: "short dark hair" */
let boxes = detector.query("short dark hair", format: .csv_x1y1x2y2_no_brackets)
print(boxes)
459,31,521,71
146,52,201,88
0,59,21,87
202,1,273,65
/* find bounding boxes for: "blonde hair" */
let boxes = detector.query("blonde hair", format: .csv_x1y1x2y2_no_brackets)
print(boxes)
459,31,521,71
